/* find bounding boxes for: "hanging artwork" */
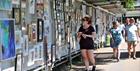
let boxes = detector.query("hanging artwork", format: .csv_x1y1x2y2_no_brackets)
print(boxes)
15,30,22,49
38,43,43,60
16,54,22,71
29,0,35,14
2,66,15,71
36,1,44,18
0,19,16,60
0,0,12,10
32,23,37,42
12,8,20,25
37,19,44,42
22,35,29,56
27,48,35,66
12,0,20,5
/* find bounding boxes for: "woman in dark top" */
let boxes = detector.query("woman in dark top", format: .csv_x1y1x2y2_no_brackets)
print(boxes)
77,16,96,71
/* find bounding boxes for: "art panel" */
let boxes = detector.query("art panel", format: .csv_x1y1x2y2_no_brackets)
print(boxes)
0,19,16,60
0,0,12,10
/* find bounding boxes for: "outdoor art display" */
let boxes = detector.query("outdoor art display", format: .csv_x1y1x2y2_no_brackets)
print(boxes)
29,0,35,14
12,8,20,25
15,30,22,49
28,48,35,66
37,19,44,42
0,19,16,60
0,0,12,10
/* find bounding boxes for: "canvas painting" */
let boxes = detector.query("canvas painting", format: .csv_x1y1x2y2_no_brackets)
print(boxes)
27,48,35,66
12,8,20,25
12,0,20,5
15,30,22,49
38,43,43,60
0,0,12,10
32,23,37,42
34,45,39,61
16,54,22,71
22,35,29,56
2,66,15,71
0,19,16,60
29,0,35,14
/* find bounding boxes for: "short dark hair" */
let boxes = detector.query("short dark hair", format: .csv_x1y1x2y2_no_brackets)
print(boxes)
112,21,118,25
82,16,92,24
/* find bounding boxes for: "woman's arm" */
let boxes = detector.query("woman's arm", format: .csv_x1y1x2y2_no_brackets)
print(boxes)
83,32,96,39
77,32,82,41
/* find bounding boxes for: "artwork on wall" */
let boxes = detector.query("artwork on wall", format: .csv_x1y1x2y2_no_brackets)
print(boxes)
36,1,44,18
2,66,15,71
37,19,44,42
15,30,22,49
29,0,35,14
22,35,29,56
27,48,35,66
32,23,37,42
16,54,22,71
0,19,16,60
12,0,20,5
0,0,12,10
38,43,43,60
12,8,20,25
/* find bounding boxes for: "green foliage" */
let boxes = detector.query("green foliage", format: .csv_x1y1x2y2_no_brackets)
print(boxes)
125,0,135,10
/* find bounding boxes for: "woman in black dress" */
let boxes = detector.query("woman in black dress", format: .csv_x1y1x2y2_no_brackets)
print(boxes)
77,16,96,71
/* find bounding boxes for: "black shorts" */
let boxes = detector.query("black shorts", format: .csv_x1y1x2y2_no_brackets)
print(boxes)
79,39,94,49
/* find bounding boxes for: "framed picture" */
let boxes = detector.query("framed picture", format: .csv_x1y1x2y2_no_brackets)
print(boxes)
22,35,29,56
0,0,12,10
29,0,35,14
34,45,39,61
32,23,37,42
0,19,16,61
15,30,22,49
37,19,44,42
36,3,44,18
2,66,15,71
12,8,20,25
16,54,22,71
38,43,43,60
27,48,35,66
12,0,20,5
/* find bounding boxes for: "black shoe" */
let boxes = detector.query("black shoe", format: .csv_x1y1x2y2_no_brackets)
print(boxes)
92,66,96,71
133,56,136,59
85,69,88,71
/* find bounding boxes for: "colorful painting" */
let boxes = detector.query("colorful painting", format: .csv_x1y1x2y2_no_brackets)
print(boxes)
15,30,22,49
0,19,15,60
0,0,12,10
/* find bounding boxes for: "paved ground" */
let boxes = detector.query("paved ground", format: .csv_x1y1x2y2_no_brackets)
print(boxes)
69,42,140,71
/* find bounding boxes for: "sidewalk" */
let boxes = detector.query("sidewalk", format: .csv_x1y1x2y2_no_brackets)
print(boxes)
94,42,140,53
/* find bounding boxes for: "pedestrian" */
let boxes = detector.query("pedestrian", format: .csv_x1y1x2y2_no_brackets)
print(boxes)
109,21,123,62
125,18,139,59
77,15,96,71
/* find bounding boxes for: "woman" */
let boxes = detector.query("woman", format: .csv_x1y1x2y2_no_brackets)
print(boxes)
77,16,96,71
110,21,123,62
125,18,139,59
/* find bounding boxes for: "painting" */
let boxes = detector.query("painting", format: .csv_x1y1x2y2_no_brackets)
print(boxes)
0,0,12,10
37,19,44,42
15,30,22,49
32,22,37,42
16,54,22,71
36,1,44,18
2,66,15,71
29,0,35,14
0,19,16,60
27,48,35,66
22,35,29,56
38,43,43,60
12,0,20,5
34,45,39,61
12,8,20,25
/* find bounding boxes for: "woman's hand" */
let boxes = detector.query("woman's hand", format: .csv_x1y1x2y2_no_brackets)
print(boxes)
82,34,87,39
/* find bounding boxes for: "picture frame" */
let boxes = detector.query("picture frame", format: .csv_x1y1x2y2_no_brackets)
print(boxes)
0,19,16,61
32,22,37,42
16,54,22,71
22,35,29,56
15,30,22,49
12,8,20,25
29,0,35,14
27,48,35,66
37,19,44,42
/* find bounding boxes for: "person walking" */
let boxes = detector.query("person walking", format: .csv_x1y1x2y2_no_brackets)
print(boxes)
125,18,139,59
109,21,123,62
77,16,96,71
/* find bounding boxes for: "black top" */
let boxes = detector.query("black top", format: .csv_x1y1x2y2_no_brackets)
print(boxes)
78,25,95,49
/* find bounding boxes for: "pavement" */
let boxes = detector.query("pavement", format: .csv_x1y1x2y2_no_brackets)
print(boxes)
70,42,140,71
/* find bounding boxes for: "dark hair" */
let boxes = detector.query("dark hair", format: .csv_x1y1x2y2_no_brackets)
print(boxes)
112,21,118,25
82,16,92,24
